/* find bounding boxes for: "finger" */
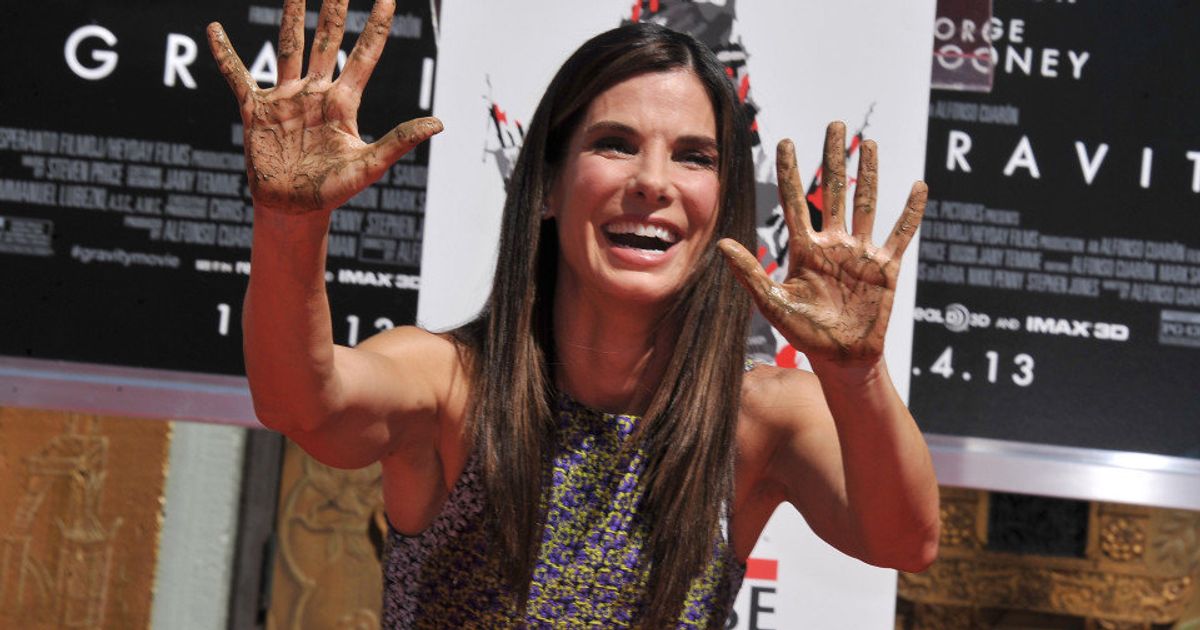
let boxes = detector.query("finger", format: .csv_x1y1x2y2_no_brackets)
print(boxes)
339,0,395,92
775,139,815,251
309,0,349,80
361,117,443,180
717,239,775,303
207,23,257,105
821,121,848,232
851,139,878,239
277,0,307,83
882,181,928,260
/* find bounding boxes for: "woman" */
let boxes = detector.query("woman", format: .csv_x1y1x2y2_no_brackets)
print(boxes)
207,0,940,627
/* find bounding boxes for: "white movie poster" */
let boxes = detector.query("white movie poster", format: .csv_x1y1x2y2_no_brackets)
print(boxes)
420,1,935,627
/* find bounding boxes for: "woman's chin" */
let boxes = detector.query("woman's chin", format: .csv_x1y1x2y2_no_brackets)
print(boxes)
558,245,698,308
594,271,689,307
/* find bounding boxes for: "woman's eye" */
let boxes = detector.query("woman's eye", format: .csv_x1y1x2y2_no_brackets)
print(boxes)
680,151,717,168
593,137,634,154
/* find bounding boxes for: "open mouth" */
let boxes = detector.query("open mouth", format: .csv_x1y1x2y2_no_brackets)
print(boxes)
603,220,680,252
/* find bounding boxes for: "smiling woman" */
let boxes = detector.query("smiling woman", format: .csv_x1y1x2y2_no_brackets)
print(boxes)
206,0,940,627
440,26,760,626
548,69,722,307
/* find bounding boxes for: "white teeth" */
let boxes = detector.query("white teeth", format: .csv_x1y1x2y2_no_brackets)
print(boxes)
606,221,678,243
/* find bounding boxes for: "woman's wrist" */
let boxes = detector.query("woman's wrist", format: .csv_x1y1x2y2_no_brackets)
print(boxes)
808,354,888,391
251,204,334,244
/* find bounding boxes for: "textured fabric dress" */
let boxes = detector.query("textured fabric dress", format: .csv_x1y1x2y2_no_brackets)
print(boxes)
382,394,746,628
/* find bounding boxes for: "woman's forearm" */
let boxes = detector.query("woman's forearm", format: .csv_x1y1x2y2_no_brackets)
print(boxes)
242,207,342,432
811,358,941,571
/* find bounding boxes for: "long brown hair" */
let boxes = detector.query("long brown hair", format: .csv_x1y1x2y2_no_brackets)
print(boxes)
451,22,756,624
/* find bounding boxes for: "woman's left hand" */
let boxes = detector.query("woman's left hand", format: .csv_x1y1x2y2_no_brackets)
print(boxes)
718,121,927,369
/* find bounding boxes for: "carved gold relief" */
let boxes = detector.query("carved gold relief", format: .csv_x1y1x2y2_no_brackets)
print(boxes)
1153,510,1200,577
1100,517,1146,562
899,490,1200,628
903,557,1192,623
938,488,986,550
1085,619,1150,630
267,440,387,630
0,408,169,630
909,602,986,629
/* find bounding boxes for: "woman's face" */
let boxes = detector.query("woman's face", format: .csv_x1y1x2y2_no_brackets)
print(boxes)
548,69,721,307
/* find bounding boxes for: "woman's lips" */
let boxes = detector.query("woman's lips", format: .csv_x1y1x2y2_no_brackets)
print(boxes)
601,218,680,254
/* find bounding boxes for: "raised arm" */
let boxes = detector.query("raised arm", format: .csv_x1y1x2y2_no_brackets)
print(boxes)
209,0,454,468
721,123,940,571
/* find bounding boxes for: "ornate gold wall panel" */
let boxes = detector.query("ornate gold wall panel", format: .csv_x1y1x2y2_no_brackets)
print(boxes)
267,440,387,630
0,407,170,630
899,488,1200,628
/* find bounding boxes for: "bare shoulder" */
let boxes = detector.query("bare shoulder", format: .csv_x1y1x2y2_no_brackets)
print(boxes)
730,365,834,557
354,324,474,424
734,365,838,502
287,325,473,471
739,364,830,435
357,324,462,365
361,326,476,531
735,364,835,487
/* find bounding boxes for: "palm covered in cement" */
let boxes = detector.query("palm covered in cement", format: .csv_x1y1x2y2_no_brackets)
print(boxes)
718,122,927,367
207,0,441,215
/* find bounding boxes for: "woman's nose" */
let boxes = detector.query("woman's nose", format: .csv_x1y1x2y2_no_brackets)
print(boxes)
630,153,673,206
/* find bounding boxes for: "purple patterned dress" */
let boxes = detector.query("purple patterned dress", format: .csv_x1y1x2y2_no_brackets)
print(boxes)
382,394,745,628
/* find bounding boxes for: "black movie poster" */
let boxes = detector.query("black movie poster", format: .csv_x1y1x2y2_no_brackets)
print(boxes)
911,0,1200,458
0,0,436,376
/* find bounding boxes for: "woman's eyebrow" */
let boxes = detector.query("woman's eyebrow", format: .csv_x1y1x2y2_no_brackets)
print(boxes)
676,135,719,151
583,120,638,137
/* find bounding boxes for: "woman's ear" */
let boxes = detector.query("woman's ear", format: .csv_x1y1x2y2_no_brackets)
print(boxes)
543,177,560,220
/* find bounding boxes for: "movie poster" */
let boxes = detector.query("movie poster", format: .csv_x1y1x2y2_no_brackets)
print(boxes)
911,0,1200,458
0,0,436,376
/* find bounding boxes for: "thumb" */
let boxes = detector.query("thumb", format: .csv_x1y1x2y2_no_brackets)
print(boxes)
362,117,444,179
717,239,774,303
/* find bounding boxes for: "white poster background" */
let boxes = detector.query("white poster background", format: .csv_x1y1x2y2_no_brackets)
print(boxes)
420,1,935,627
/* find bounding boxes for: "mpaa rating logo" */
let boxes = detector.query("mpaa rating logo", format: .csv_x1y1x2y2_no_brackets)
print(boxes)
1158,310,1199,348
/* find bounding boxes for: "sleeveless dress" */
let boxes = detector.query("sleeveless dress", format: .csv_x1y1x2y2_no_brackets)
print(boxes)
381,394,746,628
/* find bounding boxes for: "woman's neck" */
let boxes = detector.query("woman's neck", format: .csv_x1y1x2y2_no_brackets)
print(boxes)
552,281,677,415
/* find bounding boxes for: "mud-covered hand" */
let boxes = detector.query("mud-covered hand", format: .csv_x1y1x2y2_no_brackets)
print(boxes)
718,122,927,368
207,0,441,215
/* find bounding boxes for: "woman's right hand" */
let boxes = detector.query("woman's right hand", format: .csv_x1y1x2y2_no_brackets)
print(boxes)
207,0,441,215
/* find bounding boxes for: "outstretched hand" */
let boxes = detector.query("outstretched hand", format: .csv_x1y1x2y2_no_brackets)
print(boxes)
207,0,441,215
718,122,926,368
